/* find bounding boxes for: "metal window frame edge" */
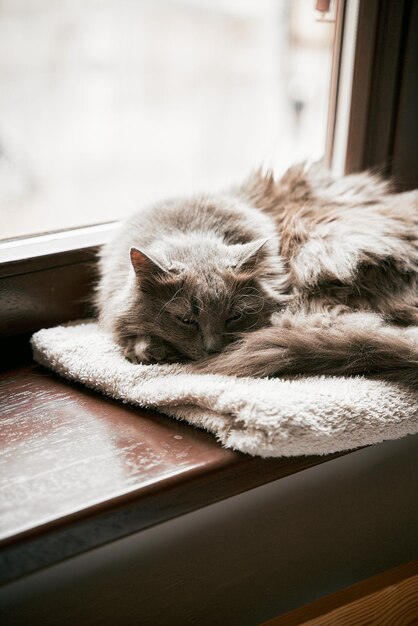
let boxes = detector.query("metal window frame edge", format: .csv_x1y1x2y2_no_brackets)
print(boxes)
327,0,360,175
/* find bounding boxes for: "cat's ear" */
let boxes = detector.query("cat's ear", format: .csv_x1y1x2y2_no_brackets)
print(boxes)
229,238,269,272
130,247,169,276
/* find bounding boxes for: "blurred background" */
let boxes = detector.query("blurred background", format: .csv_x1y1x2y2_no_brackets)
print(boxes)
0,0,335,240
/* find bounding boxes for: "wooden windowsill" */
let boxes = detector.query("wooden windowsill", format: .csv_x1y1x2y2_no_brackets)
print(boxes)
0,242,347,587
0,350,345,585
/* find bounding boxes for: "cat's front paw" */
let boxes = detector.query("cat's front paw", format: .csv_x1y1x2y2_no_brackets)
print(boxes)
122,335,179,364
122,335,152,363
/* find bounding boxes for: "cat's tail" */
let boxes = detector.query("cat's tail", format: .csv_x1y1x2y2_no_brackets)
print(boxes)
195,314,418,388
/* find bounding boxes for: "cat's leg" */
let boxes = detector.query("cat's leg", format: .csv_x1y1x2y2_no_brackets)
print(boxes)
195,311,418,387
122,335,181,364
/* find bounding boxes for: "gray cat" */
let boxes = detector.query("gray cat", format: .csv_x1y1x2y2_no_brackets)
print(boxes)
96,164,418,386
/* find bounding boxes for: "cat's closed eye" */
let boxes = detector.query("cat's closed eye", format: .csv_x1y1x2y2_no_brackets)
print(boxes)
226,312,242,324
176,316,198,327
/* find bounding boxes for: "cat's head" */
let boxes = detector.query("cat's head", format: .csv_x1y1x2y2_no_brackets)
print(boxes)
124,236,287,361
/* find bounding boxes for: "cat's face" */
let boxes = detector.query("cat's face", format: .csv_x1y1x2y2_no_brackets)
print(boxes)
126,240,278,361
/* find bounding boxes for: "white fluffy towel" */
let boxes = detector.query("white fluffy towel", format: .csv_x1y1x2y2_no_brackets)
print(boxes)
31,321,418,458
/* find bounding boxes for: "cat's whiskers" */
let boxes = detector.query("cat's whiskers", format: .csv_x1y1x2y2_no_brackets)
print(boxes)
241,286,264,298
155,287,184,321
193,294,204,313
243,319,263,332
235,294,266,315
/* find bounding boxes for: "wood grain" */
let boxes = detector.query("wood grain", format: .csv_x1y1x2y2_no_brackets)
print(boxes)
0,364,235,543
0,362,342,583
262,559,418,626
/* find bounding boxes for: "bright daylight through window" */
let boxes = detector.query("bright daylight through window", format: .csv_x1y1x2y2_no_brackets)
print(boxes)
0,0,335,241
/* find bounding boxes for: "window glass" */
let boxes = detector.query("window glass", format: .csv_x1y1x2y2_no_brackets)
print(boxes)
0,0,335,240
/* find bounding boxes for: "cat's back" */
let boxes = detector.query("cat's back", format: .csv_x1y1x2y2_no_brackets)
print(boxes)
102,191,277,270
123,192,274,245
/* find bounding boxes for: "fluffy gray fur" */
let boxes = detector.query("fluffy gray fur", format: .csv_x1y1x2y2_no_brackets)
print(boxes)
96,164,418,387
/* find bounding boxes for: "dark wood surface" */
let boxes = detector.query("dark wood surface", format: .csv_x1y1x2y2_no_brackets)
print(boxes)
0,360,342,584
345,0,380,174
344,0,418,190
0,246,98,279
391,0,418,190
262,558,418,626
0,247,97,337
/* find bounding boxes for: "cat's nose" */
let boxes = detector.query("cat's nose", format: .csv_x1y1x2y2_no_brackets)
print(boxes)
205,346,221,355
203,337,222,354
